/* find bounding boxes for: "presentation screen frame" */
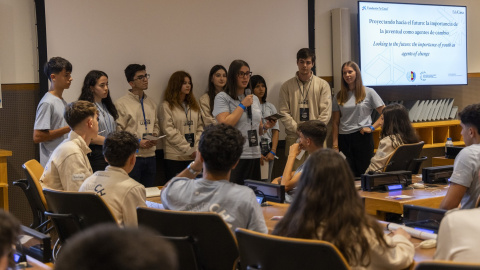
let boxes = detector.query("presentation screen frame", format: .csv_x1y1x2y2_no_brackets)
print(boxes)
358,1,467,87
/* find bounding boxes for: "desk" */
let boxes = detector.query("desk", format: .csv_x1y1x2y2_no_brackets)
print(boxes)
432,156,455,166
0,149,12,211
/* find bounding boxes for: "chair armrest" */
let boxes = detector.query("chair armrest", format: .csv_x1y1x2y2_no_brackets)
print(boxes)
13,179,29,190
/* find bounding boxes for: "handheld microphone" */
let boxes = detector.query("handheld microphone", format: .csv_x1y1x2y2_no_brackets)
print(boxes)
244,88,252,119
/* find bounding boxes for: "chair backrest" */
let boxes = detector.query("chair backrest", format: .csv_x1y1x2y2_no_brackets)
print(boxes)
235,228,350,270
385,141,425,173
415,261,480,270
137,207,239,270
23,159,47,207
43,189,117,244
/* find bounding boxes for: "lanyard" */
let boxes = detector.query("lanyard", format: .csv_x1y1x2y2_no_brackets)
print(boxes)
184,103,192,133
296,77,312,104
140,96,148,133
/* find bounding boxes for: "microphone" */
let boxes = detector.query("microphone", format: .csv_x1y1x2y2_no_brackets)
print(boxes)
245,88,252,119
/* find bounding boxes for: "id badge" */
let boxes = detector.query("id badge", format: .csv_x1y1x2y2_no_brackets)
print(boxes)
299,108,309,121
260,138,270,156
142,133,153,139
185,133,195,147
247,130,258,147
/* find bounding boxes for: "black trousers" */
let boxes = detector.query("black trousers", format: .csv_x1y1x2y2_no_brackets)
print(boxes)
164,159,192,181
338,131,374,177
229,158,261,185
87,144,108,173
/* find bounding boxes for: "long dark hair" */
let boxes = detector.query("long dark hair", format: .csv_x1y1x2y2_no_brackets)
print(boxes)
337,61,366,106
225,60,251,100
381,104,419,148
207,65,227,113
250,75,267,103
78,70,118,120
164,71,199,111
272,149,391,267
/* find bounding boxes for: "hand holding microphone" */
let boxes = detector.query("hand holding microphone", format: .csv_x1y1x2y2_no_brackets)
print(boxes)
244,89,253,119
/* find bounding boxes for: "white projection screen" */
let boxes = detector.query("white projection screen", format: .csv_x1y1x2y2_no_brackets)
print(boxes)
44,0,308,110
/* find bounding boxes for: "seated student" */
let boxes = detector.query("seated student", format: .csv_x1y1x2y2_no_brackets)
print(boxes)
435,199,480,262
273,149,414,269
0,210,21,270
271,120,326,203
40,100,97,191
55,224,177,270
79,131,146,227
440,103,480,210
366,104,419,173
161,124,268,233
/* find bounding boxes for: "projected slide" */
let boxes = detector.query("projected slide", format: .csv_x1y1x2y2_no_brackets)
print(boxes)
358,2,467,86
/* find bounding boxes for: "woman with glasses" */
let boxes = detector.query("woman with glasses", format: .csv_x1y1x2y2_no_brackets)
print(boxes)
332,61,385,177
251,75,279,182
78,70,118,172
160,71,203,180
199,65,227,126
213,60,276,185
273,149,414,269
366,103,419,173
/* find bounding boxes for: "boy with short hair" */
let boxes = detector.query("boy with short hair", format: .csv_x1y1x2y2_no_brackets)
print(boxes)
33,57,73,167
79,131,147,227
40,100,97,191
161,124,267,233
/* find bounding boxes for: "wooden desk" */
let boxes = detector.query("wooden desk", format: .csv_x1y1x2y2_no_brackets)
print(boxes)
432,156,455,166
26,255,53,269
0,149,12,211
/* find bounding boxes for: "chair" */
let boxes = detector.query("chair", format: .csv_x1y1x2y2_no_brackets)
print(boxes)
12,160,50,232
415,261,480,269
235,228,350,270
43,189,117,245
384,141,426,174
137,207,239,270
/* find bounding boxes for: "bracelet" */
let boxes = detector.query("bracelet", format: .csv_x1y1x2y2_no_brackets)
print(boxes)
270,150,276,156
187,161,201,176
370,125,375,131
238,103,246,111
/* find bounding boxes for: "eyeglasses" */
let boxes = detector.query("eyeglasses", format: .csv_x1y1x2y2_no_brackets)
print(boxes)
134,74,150,81
237,71,252,78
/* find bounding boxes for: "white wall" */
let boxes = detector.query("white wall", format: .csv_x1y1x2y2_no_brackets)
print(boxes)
0,0,38,83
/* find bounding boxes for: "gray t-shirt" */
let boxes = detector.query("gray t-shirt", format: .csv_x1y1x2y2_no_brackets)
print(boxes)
332,87,384,134
161,177,268,233
213,92,262,159
34,92,68,167
260,102,280,144
449,144,480,209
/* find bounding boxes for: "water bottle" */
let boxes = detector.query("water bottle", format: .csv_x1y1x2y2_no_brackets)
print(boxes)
445,137,453,157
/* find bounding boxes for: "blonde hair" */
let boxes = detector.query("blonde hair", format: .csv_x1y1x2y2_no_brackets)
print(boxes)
337,61,366,106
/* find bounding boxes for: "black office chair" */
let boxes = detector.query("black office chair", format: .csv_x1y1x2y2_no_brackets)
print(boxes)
235,228,350,270
384,141,426,174
13,159,51,233
137,207,239,270
415,261,480,269
43,189,118,258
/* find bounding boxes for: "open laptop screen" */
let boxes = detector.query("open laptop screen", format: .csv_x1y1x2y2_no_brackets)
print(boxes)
403,205,446,234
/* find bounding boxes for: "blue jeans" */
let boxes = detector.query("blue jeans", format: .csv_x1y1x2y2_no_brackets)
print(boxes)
129,156,156,187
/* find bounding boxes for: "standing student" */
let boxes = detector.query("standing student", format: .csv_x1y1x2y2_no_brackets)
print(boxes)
199,65,227,126
273,149,414,269
332,61,385,177
213,60,276,185
278,48,332,170
251,75,279,182
160,71,203,180
33,57,73,167
78,70,118,172
366,104,419,173
115,64,160,187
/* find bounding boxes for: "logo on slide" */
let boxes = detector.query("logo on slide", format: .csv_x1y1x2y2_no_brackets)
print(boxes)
407,71,416,82
362,6,366,10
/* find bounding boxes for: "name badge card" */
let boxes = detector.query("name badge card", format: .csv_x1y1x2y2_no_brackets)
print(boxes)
299,108,309,121
185,133,195,147
247,130,259,147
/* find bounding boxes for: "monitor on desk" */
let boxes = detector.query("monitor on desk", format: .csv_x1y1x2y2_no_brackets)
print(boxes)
403,205,446,234
16,225,52,263
244,180,285,203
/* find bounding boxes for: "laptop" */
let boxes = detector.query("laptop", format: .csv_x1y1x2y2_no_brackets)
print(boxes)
244,180,285,203
402,204,446,234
